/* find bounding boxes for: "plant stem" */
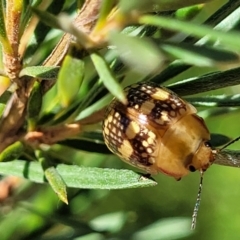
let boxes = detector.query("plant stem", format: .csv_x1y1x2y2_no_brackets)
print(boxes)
42,0,103,94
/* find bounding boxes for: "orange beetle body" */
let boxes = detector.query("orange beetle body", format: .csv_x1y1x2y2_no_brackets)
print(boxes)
103,82,215,180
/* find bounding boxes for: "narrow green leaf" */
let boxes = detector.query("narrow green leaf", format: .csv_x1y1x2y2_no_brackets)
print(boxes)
0,90,11,104
175,4,203,20
160,42,239,67
185,95,240,107
0,160,157,189
151,61,190,85
199,107,235,119
168,67,240,96
210,133,232,148
19,66,59,79
44,166,68,204
119,0,212,13
150,3,240,85
109,31,164,75
79,131,105,144
0,103,5,116
57,55,85,107
163,45,212,67
36,151,68,204
0,2,7,39
27,81,42,122
0,142,24,162
32,7,67,30
22,2,63,62
132,217,192,240
69,81,106,121
140,15,240,52
0,76,11,96
90,212,127,233
0,1,12,53
95,0,115,27
90,51,126,104
74,94,112,121
32,8,94,48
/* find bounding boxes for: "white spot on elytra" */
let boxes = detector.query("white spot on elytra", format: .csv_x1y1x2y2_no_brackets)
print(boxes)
138,114,148,124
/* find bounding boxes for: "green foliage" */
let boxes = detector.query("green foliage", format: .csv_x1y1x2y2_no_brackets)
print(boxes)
0,160,157,189
90,51,127,104
57,54,85,107
19,66,59,79
0,141,24,162
108,31,164,74
0,0,240,239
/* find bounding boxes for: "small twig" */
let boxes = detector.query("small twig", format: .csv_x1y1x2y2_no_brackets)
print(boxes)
24,123,81,147
0,88,28,152
4,0,22,82
6,0,22,57
24,107,105,147
42,0,102,93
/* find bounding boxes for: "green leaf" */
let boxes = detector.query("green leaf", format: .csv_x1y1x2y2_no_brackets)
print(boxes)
210,133,232,148
78,131,105,144
198,107,235,119
19,66,60,79
44,166,68,204
22,1,64,63
160,42,238,67
0,160,157,189
150,2,240,85
57,55,85,107
0,142,24,162
90,51,126,104
0,103,5,116
74,94,112,121
68,81,106,122
168,67,240,96
0,2,7,39
32,7,67,30
175,4,203,20
32,8,94,48
185,94,240,107
0,90,11,104
90,212,127,233
151,61,191,85
95,0,115,27
140,15,240,52
0,1,11,54
27,81,42,129
119,0,212,13
109,31,164,75
36,150,68,204
132,217,192,240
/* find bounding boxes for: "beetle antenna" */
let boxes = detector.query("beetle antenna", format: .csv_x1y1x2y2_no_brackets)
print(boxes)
191,169,204,230
219,136,240,151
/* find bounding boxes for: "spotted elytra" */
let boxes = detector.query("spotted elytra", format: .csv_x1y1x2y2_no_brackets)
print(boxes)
102,82,216,181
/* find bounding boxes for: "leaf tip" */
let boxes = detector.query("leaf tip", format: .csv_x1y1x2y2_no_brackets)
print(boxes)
58,193,68,205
